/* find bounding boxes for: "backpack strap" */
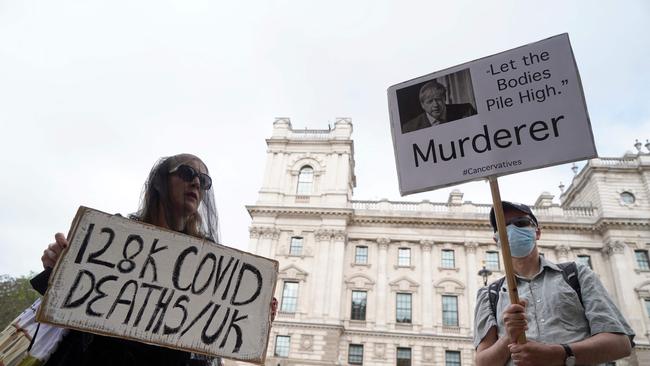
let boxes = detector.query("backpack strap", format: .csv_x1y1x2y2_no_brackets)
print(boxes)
557,261,583,307
488,277,506,320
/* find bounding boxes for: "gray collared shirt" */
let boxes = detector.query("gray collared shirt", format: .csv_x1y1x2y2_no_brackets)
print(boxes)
473,257,634,366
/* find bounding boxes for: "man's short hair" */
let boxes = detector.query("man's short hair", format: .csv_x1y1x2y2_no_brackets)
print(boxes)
489,201,539,232
419,80,446,102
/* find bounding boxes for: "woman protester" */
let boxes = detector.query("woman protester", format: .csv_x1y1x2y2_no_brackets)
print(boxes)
36,153,274,366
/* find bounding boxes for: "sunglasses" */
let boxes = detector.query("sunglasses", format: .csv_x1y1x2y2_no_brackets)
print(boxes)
170,164,212,190
505,216,536,228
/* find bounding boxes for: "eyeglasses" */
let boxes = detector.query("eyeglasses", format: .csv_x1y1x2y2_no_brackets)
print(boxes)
170,164,212,190
505,216,536,228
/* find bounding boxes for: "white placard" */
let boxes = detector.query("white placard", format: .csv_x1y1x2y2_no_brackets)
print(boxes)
38,207,277,364
388,33,597,195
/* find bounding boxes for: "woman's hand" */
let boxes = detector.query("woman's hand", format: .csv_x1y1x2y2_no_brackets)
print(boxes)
41,233,68,269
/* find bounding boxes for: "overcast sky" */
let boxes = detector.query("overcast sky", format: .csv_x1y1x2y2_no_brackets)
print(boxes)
1,0,649,277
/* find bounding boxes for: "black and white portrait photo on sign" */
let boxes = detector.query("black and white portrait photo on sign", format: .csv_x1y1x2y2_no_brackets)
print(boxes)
397,68,477,134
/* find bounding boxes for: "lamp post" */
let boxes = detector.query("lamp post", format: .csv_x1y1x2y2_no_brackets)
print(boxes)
478,265,493,286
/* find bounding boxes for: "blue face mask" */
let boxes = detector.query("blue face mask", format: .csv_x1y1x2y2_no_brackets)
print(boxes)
497,225,536,258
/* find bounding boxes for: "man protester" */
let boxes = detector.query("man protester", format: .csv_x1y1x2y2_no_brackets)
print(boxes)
473,201,634,366
401,80,476,133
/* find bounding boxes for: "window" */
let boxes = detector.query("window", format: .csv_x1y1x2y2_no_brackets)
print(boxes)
355,246,368,264
445,350,461,366
635,250,650,271
576,255,592,269
620,191,635,204
297,166,314,194
486,251,500,270
442,295,459,326
396,293,412,323
289,237,303,255
348,344,363,365
351,291,367,320
645,299,650,317
281,282,299,313
441,249,455,268
396,347,411,366
274,335,290,357
398,248,411,266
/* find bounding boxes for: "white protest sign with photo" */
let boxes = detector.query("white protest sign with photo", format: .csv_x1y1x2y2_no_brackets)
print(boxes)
388,33,597,195
38,207,278,364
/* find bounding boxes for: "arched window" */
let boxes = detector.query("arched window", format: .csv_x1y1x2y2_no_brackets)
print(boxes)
297,166,314,194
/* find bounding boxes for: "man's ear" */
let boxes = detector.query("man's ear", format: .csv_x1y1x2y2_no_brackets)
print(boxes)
535,227,541,240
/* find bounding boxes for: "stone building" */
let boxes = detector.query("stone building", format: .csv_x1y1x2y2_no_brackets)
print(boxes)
233,118,650,365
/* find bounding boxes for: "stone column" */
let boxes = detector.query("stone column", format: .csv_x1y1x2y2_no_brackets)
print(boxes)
277,152,288,193
375,237,390,330
248,226,261,254
312,229,332,317
603,241,638,325
420,239,434,332
328,230,347,321
257,228,274,259
465,241,479,331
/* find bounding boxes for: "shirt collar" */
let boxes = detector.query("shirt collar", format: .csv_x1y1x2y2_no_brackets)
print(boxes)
511,256,560,283
539,255,561,272
426,113,445,126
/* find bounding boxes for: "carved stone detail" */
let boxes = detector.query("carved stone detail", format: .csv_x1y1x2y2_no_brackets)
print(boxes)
420,239,434,251
555,244,571,257
377,237,390,250
464,241,479,253
250,226,279,239
373,343,386,359
300,334,313,351
333,230,347,242
315,229,332,241
602,240,626,256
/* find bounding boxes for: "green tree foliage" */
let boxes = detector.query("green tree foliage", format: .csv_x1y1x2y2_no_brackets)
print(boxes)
0,274,40,329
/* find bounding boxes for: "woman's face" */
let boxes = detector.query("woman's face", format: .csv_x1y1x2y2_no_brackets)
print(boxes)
168,157,208,218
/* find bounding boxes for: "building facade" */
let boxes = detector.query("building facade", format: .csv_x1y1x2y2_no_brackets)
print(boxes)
235,118,650,365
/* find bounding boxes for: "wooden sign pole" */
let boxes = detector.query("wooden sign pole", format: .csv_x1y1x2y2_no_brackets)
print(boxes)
488,176,527,344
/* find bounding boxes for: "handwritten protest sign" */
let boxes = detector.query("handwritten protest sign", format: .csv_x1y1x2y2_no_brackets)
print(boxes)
388,33,597,195
38,207,277,364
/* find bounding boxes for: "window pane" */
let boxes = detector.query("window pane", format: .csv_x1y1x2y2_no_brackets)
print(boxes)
290,237,303,255
442,250,455,268
351,291,367,320
445,350,461,366
396,293,412,323
576,255,592,269
281,282,298,313
348,344,363,365
442,295,458,326
355,246,368,264
396,347,411,366
297,166,313,194
398,248,411,266
636,250,650,270
645,299,650,317
486,251,500,270
274,335,290,357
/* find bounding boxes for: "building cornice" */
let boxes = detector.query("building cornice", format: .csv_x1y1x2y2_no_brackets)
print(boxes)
342,329,471,343
247,205,353,218
272,320,472,342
